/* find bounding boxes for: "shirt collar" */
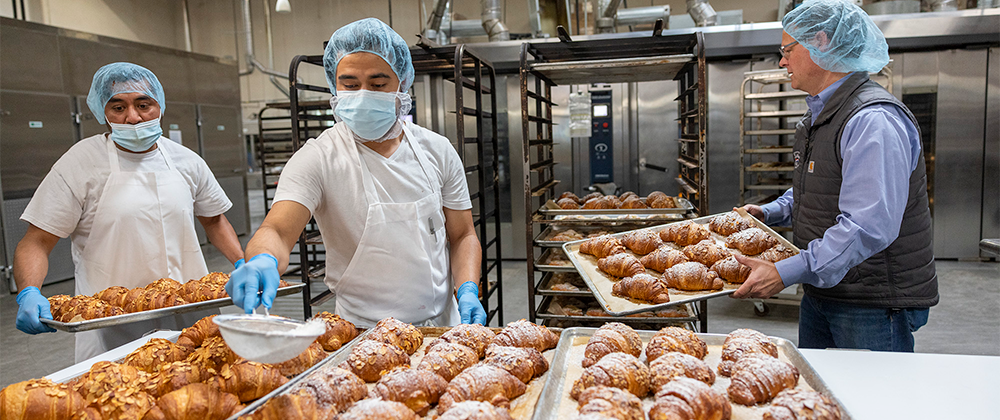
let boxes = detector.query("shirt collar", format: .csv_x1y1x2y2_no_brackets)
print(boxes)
806,73,854,125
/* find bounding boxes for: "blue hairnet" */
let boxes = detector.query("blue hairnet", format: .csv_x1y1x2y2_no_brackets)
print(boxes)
86,62,165,124
323,18,414,95
782,0,889,73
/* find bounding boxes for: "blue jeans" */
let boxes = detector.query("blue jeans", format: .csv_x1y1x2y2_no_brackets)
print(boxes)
799,293,929,352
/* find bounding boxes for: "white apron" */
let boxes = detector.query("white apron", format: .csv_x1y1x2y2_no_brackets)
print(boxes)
74,137,213,362
328,123,460,328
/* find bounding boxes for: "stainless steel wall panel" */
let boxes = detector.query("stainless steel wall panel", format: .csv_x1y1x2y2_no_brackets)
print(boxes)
161,102,200,155
58,36,135,97
636,79,678,195
982,47,1000,257
1,25,63,93
2,197,75,288
933,49,987,259
550,85,572,193
0,92,77,198
135,49,194,105
217,176,249,236
191,60,240,106
75,95,105,140
197,105,245,175
706,60,752,211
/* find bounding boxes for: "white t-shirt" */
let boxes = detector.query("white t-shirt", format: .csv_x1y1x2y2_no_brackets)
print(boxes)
21,134,233,247
272,122,472,285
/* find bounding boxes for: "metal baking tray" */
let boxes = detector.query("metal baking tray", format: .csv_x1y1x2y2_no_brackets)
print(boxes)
536,272,594,297
533,225,625,248
561,210,799,316
538,196,694,215
41,283,306,332
230,326,559,420
45,330,183,383
534,248,578,272
536,295,698,324
533,327,853,420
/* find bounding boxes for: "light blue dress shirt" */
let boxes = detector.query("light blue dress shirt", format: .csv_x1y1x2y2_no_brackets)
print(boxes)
760,73,923,289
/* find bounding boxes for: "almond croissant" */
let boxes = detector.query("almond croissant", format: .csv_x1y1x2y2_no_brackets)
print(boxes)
579,235,626,259
366,317,424,355
662,262,723,291
718,329,778,377
0,378,90,420
649,352,716,391
340,340,410,382
125,338,192,373
763,389,842,420
640,247,689,272
69,361,149,405
483,345,550,383
416,341,479,382
646,326,708,362
650,377,731,420
575,385,644,420
92,384,156,420
582,323,642,368
244,391,320,420
428,323,496,359
570,352,650,400
185,336,240,372
725,227,778,256
619,196,648,210
611,274,670,304
93,286,130,308
646,191,677,209
659,222,710,247
558,198,581,209
143,383,242,420
437,364,526,412
272,341,327,377
291,366,367,417
175,315,220,349
370,367,448,416
144,361,215,399
598,253,645,279
727,355,800,405
490,319,559,352
708,211,755,236
682,239,732,267
311,311,358,352
711,256,751,284
209,360,288,402
621,230,662,255
337,397,419,420
758,245,796,263
438,400,515,420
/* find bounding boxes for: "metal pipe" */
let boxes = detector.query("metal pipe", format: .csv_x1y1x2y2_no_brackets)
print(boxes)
481,0,509,41
615,5,670,28
424,0,449,40
237,0,293,82
182,0,193,52
687,0,718,27
921,0,957,11
596,0,623,33
262,0,289,98
528,0,544,37
446,19,488,37
602,0,623,17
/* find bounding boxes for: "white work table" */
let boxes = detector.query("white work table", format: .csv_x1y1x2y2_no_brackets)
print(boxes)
801,349,1000,419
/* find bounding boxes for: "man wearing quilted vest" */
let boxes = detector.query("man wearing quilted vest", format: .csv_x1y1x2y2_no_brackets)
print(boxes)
735,0,937,352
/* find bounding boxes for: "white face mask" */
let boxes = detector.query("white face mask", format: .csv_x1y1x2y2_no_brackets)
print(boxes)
330,90,412,143
108,117,162,152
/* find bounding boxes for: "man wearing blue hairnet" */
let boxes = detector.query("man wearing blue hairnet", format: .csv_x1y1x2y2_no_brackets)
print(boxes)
734,0,937,352
14,62,245,361
228,18,486,327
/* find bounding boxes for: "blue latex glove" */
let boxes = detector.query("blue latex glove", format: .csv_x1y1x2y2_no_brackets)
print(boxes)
234,258,245,269
226,253,280,314
457,281,487,325
16,287,56,334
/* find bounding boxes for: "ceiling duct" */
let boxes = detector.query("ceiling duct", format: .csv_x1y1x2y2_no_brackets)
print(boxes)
921,0,957,11
423,0,450,43
596,0,624,33
481,0,510,41
687,0,718,26
615,6,670,28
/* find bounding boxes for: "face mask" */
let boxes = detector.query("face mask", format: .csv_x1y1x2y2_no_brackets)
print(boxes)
109,117,162,152
331,90,411,142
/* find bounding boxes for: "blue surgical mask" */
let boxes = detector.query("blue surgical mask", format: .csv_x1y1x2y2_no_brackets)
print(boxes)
109,117,162,152
331,90,410,142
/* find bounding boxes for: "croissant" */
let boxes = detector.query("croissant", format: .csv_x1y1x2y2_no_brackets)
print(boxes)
490,319,559,352
92,385,156,420
717,329,779,377
416,341,479,381
649,352,716,391
337,397,419,420
711,256,751,284
649,377,732,420
611,274,670,304
682,240,732,267
144,361,215,398
437,364,527,412
621,230,663,255
659,222,711,247
763,389,842,420
142,383,242,420
244,390,320,420
46,294,72,319
273,341,327,377
581,192,603,202
640,247,689,272
56,295,125,322
579,235,626,259
370,367,448,416
648,195,677,209
0,378,90,420
125,338,192,373
575,385,644,420
309,312,358,352
124,288,187,313
646,326,708,362
94,285,130,308
708,212,755,236
292,366,367,417
620,191,639,200
340,340,410,382
366,317,424,355
147,278,184,292
725,227,778,256
483,345,550,383
208,360,288,402
662,262,723,291
438,400,515,420
584,196,619,209
178,281,227,303
728,355,800,405
185,336,240,372
570,352,650,400
69,361,150,405
619,196,647,210
581,323,642,369
560,191,583,203
199,272,230,286
758,245,797,263
428,323,496,358
175,315,220,349
597,253,645,279
558,198,581,209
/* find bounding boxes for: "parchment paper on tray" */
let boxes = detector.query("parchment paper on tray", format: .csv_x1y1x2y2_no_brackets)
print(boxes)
561,210,798,316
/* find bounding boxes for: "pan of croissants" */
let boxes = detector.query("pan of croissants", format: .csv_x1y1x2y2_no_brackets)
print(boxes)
562,211,800,316
0,311,358,420
534,324,845,420
40,273,298,332
543,190,693,214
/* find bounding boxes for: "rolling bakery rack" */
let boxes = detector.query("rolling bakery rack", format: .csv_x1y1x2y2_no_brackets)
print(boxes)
520,28,712,331
279,44,504,324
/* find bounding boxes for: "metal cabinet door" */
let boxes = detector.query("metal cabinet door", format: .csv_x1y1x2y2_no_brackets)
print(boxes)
197,105,244,175
161,102,200,155
75,96,106,141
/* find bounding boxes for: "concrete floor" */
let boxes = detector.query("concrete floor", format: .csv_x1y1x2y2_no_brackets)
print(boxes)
2,188,997,387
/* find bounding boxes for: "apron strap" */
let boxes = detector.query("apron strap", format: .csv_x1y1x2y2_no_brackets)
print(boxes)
354,121,442,205
104,135,174,173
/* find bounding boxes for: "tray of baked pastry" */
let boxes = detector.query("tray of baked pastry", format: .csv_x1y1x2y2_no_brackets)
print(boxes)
538,190,694,216
534,325,851,420
533,225,623,248
2,312,359,420
231,318,564,419
536,295,698,325
561,209,799,317
40,272,304,332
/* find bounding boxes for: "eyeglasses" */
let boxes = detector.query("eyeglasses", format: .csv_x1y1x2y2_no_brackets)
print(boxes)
779,41,799,58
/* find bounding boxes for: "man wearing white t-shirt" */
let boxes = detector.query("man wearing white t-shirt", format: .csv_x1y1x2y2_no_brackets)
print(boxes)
13,62,244,361
227,18,485,327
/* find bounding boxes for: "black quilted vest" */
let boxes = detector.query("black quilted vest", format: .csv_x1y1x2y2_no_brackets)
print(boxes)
791,72,938,308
